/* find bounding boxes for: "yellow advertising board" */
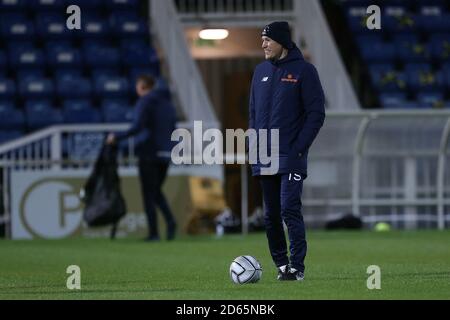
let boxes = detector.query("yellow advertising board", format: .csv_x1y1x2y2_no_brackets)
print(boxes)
10,168,198,239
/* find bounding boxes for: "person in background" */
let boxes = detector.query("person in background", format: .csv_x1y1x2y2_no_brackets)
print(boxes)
107,75,177,241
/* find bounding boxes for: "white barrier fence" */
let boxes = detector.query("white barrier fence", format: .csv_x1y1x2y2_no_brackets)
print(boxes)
0,122,221,239
304,110,450,230
1,110,449,239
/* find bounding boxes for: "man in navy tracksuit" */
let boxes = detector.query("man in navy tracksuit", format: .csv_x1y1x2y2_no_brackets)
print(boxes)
107,75,177,241
249,22,325,280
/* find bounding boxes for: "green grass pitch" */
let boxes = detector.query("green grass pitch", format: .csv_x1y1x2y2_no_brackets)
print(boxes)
0,231,449,300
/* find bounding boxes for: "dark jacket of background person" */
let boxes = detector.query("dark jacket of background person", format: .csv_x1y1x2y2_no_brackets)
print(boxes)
116,79,177,162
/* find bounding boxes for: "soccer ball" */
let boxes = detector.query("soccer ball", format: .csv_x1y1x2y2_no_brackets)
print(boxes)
229,255,262,284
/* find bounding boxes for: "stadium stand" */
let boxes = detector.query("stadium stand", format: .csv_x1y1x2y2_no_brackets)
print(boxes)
0,0,160,143
340,0,450,109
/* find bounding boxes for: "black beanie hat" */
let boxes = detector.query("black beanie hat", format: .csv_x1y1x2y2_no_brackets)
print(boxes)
261,21,293,49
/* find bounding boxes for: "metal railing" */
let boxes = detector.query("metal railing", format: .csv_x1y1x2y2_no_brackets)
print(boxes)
0,122,222,239
0,124,129,239
0,124,130,169
304,110,450,230
2,110,449,236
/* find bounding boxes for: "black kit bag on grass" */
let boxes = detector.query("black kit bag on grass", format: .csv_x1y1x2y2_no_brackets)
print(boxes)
82,143,126,239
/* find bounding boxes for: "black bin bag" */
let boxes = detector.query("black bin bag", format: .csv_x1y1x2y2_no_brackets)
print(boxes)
81,143,126,239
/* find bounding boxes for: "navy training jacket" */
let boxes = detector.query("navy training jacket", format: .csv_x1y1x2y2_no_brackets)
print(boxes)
249,45,326,177
116,79,177,163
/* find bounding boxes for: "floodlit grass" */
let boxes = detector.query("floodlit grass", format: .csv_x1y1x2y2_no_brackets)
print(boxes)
0,231,449,300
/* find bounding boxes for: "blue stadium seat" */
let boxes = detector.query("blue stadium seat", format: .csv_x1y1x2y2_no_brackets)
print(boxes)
102,99,133,123
57,77,91,99
442,64,450,90
19,77,54,99
405,63,444,92
418,5,444,17
6,40,34,53
369,63,395,77
379,93,407,108
0,13,34,40
91,68,121,83
0,12,25,23
9,47,45,69
430,34,450,62
47,47,82,68
0,78,16,98
369,64,406,92
83,45,120,67
109,11,139,24
120,39,148,52
35,12,71,39
382,5,408,15
95,76,129,98
414,0,446,6
359,41,396,63
419,12,450,33
396,40,431,63
0,131,23,144
63,99,91,112
16,69,45,83
54,69,83,82
355,34,384,50
401,101,419,109
0,103,25,130
0,101,14,111
383,8,418,34
63,109,103,124
106,0,138,10
340,0,371,7
110,11,147,38
121,40,159,68
0,0,161,128
81,17,109,39
66,0,102,9
44,40,73,51
382,0,413,8
29,0,65,11
25,99,52,112
417,92,445,108
82,38,112,48
25,100,64,129
0,0,26,12
0,51,7,72
391,33,418,44
404,63,431,74
63,99,103,123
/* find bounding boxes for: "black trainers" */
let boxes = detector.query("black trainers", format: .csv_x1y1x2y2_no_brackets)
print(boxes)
289,267,305,281
277,265,304,281
277,265,293,280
